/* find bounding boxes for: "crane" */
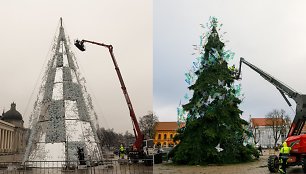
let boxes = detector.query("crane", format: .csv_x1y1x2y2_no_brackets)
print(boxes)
74,39,153,164
237,57,306,172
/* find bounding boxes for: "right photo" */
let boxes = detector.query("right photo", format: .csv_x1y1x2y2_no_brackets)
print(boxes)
153,0,306,173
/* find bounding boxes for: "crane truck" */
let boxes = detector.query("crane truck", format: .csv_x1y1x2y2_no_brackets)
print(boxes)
74,40,154,165
237,57,306,172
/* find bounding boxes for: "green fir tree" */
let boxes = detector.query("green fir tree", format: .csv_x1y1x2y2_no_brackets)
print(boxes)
172,18,258,165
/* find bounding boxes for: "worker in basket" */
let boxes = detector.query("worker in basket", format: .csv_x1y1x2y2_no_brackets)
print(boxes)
279,141,291,174
119,144,125,159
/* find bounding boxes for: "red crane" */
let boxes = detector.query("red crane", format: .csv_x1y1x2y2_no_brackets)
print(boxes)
74,40,152,163
237,57,306,172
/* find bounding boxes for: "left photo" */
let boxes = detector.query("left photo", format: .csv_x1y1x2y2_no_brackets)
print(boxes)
0,0,153,172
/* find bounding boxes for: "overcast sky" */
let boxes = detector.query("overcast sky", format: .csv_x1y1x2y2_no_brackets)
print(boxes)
2,0,306,133
154,0,306,122
0,0,152,133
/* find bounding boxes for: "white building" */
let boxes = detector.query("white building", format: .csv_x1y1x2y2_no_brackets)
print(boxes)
250,118,288,148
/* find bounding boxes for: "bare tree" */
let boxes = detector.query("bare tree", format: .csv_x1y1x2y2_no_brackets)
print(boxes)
139,111,159,139
266,109,291,147
251,125,261,145
248,116,261,145
123,131,135,146
283,116,292,131
97,128,136,150
97,128,120,149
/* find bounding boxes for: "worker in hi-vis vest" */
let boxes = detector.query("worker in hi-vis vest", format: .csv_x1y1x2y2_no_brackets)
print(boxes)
119,144,125,159
279,141,291,174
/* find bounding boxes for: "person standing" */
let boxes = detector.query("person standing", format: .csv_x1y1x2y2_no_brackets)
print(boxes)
279,142,291,174
258,145,263,156
119,144,125,159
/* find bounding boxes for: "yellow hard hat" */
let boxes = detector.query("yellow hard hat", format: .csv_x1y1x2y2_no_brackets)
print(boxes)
283,141,287,147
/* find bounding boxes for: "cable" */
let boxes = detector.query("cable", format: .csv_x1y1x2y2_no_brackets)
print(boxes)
72,50,110,130
23,19,61,125
62,20,110,130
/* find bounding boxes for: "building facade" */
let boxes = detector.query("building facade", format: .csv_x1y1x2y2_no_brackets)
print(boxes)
250,118,288,148
154,122,184,147
0,103,27,154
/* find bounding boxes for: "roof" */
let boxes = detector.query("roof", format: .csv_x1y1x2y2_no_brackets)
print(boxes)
0,120,16,129
251,118,284,127
2,103,23,121
155,122,185,131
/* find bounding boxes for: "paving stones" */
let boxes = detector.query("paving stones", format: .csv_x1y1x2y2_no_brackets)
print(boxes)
153,150,305,174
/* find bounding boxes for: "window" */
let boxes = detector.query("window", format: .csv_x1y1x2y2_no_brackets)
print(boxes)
158,134,161,139
164,134,167,140
170,134,173,139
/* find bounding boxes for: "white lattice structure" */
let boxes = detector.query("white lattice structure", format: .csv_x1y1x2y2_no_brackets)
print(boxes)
23,18,102,163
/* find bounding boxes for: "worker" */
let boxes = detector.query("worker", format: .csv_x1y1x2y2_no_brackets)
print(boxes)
258,145,263,156
279,141,291,174
77,147,86,165
119,144,125,159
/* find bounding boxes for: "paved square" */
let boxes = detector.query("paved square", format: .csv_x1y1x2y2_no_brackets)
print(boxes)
154,150,305,174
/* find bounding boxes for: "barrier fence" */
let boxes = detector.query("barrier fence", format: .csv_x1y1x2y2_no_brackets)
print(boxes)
0,159,153,174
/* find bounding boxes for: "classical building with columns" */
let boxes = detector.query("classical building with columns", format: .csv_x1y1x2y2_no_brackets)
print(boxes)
0,103,27,154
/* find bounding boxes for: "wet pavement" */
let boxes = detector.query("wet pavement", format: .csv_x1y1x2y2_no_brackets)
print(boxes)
153,149,306,174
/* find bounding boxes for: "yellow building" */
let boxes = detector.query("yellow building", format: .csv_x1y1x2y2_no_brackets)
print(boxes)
154,122,184,147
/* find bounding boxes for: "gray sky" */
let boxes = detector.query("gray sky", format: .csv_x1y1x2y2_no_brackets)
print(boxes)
154,0,306,122
0,0,152,133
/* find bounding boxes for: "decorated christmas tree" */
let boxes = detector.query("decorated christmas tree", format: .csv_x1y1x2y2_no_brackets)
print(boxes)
172,17,258,165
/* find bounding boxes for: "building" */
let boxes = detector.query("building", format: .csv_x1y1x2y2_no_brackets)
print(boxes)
250,118,289,148
0,103,27,154
154,122,184,147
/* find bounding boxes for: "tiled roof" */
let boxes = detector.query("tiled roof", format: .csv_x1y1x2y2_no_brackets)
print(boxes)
251,118,284,127
155,122,185,131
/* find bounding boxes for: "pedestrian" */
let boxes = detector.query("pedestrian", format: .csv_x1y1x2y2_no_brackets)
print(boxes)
77,147,86,165
258,145,263,156
279,141,291,174
119,144,125,159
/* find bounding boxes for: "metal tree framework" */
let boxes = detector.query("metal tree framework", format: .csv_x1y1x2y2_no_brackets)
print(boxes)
23,18,102,163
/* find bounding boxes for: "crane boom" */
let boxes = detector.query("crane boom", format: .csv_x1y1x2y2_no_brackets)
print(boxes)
79,39,144,150
237,58,299,102
236,57,306,137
